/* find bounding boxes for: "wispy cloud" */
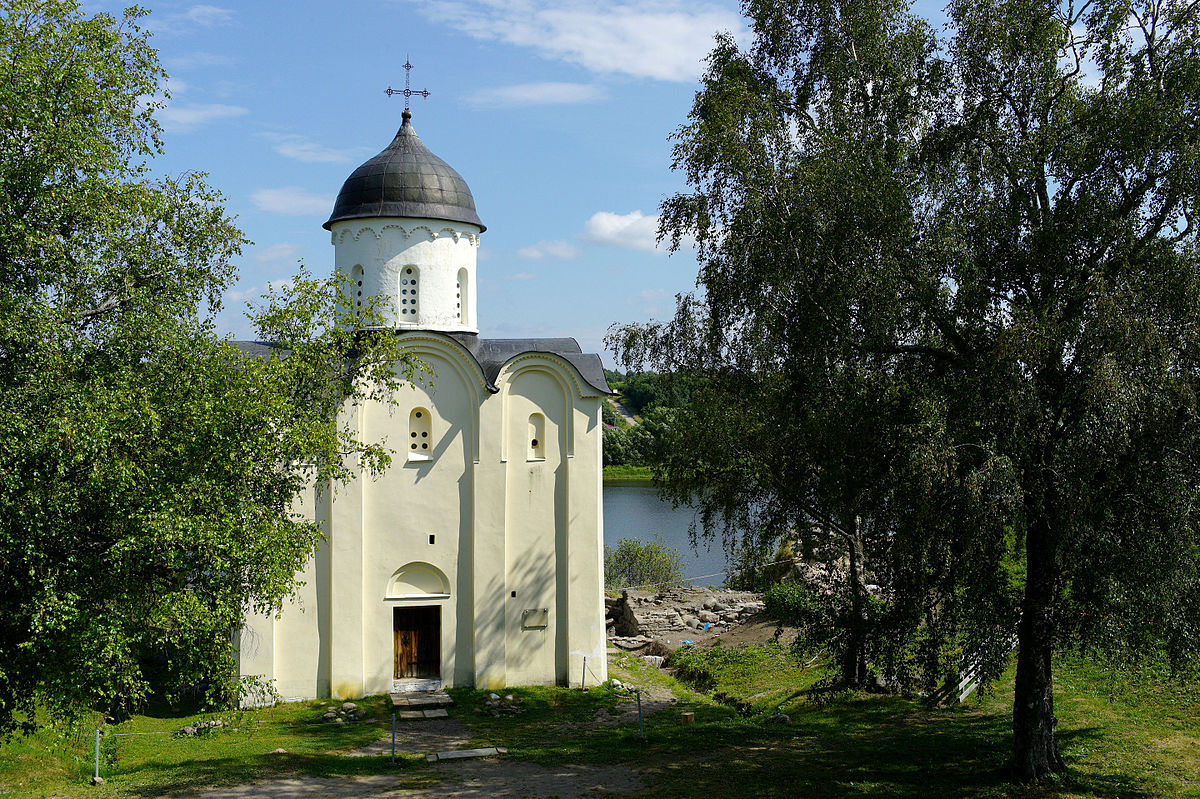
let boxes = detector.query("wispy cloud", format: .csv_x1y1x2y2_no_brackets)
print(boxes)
409,1,744,82
517,240,579,260
145,4,235,34
506,272,539,281
163,51,234,70
158,102,247,133
251,242,302,265
259,133,366,164
251,187,331,216
584,210,662,253
465,82,605,107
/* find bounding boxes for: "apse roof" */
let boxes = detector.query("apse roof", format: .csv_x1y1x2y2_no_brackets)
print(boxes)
324,109,485,231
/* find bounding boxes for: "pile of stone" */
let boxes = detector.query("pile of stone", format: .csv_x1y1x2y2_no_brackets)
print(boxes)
606,587,765,650
319,701,370,723
175,718,224,737
474,692,521,717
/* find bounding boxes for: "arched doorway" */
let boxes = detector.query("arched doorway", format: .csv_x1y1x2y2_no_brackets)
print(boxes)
386,563,450,683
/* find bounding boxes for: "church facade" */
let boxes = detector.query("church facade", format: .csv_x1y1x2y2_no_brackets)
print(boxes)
237,109,610,699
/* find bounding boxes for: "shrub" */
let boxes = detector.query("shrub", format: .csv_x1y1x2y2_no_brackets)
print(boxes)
604,534,684,591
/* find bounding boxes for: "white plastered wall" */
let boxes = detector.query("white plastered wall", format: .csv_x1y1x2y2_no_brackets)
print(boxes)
330,219,480,333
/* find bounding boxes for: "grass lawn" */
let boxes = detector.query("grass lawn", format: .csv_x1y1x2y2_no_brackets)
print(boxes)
0,695,429,798
603,465,655,482
1,650,1197,797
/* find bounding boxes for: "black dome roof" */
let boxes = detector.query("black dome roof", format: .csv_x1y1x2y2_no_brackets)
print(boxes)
324,110,485,231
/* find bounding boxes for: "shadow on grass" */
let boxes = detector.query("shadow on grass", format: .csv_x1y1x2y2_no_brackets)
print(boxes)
117,751,432,798
465,693,1161,799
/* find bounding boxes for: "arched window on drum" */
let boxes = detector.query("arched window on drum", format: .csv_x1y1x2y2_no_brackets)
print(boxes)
352,264,364,316
399,266,419,322
457,267,468,325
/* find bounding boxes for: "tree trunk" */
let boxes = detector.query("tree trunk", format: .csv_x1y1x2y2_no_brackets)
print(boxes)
1011,515,1065,781
841,516,868,687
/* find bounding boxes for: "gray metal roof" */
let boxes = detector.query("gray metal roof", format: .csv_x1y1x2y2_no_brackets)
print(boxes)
324,110,485,231
233,335,611,396
455,336,611,395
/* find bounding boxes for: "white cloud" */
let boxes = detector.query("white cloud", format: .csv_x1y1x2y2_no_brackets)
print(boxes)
252,242,302,265
145,4,235,34
517,240,579,260
465,82,605,107
506,272,539,281
251,187,331,216
157,102,247,133
410,1,743,82
584,210,662,252
259,133,365,164
186,5,234,25
164,51,234,70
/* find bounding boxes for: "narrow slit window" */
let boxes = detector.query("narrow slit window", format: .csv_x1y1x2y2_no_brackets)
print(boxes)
527,413,545,461
408,406,432,461
399,266,419,321
457,267,468,324
351,264,364,312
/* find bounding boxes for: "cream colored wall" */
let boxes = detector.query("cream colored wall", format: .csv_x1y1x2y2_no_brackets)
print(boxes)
501,367,566,685
238,336,608,699
357,342,482,693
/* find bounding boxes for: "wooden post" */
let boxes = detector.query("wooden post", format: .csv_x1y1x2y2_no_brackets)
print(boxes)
680,711,695,726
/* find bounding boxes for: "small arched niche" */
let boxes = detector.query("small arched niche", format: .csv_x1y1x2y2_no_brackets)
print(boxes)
386,562,450,599
527,412,545,461
408,406,432,462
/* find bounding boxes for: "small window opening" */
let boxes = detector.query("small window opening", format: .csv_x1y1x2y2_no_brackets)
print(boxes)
527,413,545,461
429,534,435,545
408,407,432,461
511,590,517,598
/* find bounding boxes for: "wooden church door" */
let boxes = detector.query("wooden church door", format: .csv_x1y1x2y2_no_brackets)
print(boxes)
393,606,441,679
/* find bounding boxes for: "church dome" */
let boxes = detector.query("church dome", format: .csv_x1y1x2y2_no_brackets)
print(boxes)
324,109,485,231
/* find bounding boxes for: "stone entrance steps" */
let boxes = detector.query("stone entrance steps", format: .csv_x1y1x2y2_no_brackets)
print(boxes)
390,689,454,719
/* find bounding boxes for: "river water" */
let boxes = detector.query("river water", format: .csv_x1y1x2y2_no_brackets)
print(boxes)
602,481,728,586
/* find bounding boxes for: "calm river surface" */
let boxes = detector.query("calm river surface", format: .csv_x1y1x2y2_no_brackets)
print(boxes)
602,481,728,586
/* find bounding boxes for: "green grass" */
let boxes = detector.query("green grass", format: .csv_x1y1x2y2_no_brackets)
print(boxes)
670,641,824,713
0,695,427,798
603,464,655,482
3,652,1198,798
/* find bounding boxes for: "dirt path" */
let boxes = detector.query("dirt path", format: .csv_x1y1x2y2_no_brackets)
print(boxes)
343,717,471,756
192,716,645,798
607,397,638,426
192,759,643,798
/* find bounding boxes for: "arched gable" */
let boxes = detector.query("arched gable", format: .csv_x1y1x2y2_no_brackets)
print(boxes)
497,355,581,461
396,332,489,462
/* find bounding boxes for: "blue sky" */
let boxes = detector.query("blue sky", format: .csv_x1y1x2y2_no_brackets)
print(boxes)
88,0,945,360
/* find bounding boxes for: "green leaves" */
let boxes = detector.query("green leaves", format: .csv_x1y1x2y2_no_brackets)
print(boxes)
612,0,1200,778
0,1,418,736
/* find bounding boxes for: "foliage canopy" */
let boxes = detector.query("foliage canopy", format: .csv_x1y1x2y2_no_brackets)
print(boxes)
0,0,414,735
611,0,1200,781
604,534,685,591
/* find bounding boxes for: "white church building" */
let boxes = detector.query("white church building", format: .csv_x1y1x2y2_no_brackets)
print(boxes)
236,108,610,699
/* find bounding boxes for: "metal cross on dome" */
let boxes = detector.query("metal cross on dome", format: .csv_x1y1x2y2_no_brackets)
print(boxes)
385,58,431,111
